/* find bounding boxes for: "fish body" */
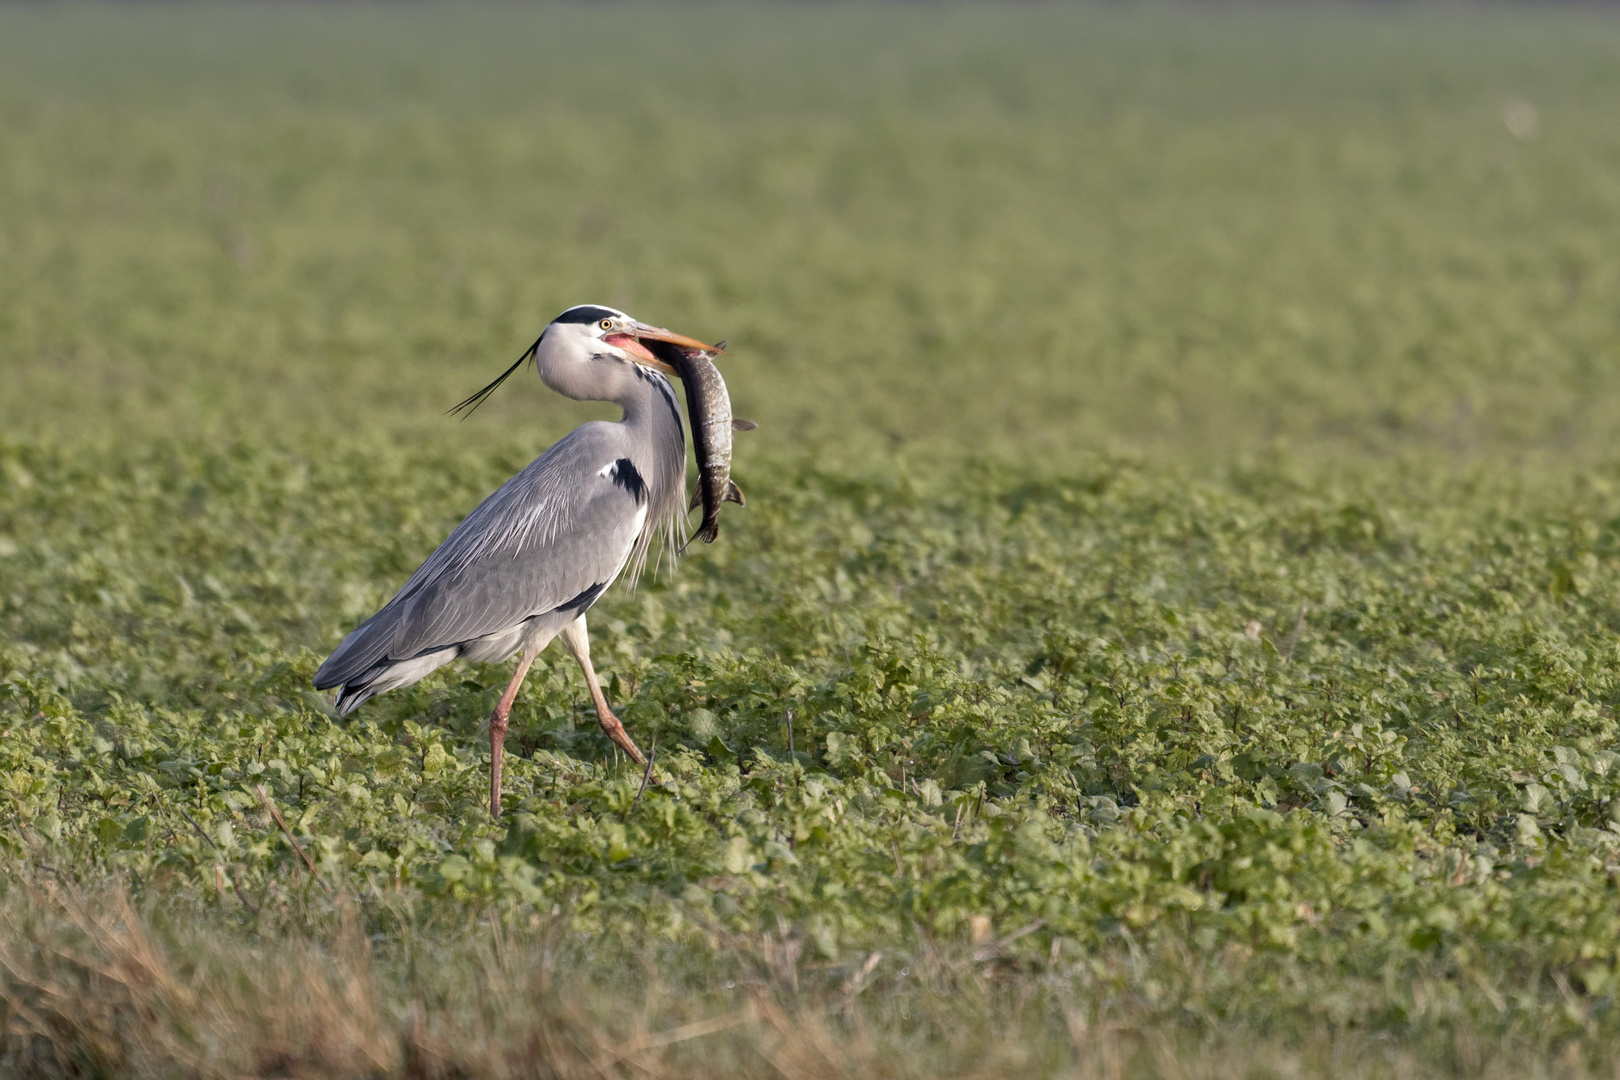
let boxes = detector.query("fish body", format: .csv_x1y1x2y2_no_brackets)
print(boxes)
642,340,752,546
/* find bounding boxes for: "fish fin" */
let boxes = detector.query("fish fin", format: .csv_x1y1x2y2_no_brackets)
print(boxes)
731,418,758,432
724,480,746,507
681,520,719,551
712,340,728,355
688,486,703,512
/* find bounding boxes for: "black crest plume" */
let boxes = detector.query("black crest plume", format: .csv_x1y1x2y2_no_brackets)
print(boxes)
448,335,542,419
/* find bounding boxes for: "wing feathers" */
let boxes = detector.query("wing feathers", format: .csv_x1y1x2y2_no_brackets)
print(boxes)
318,425,648,687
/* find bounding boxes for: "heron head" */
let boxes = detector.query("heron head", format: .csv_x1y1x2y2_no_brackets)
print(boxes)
448,304,723,417
548,304,722,376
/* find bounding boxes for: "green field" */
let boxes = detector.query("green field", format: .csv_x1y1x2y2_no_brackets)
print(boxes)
5,5,1620,1077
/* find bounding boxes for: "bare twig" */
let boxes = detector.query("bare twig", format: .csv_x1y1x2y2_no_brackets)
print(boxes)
632,740,657,811
997,918,1047,947
178,807,219,851
180,808,258,912
229,867,259,915
617,1009,753,1056
840,951,883,999
255,783,323,887
974,918,1046,962
1280,600,1309,660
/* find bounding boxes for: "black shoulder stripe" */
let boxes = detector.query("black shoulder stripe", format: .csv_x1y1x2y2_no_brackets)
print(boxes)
653,375,682,431
556,582,607,614
610,457,647,505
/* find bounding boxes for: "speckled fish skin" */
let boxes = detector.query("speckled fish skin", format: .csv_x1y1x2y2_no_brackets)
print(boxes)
644,340,749,547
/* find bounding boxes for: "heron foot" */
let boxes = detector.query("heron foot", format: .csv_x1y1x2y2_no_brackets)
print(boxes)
596,708,647,766
559,614,650,770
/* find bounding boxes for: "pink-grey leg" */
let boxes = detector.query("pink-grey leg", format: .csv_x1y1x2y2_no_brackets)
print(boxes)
488,642,540,818
559,615,646,765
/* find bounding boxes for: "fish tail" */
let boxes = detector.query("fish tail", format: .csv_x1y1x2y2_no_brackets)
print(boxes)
679,517,719,551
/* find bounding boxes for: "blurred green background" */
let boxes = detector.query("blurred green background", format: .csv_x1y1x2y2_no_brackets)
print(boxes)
3,3,1617,469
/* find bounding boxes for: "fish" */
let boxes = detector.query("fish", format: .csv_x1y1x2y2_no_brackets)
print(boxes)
642,338,753,547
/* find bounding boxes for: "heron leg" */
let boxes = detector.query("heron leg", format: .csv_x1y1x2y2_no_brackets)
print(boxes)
488,642,540,819
558,615,646,766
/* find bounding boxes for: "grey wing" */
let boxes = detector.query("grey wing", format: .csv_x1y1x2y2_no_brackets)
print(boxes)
313,425,648,691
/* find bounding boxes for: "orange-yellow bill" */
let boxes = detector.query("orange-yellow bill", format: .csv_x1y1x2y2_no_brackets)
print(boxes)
606,323,725,375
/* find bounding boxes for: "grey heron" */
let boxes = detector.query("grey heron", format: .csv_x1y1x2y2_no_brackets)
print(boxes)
313,304,720,817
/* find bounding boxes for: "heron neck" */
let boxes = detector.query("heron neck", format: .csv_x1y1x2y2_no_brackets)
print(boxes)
614,368,681,431
611,365,688,576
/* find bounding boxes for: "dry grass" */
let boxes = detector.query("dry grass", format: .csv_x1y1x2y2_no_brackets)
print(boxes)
1,875,1616,1080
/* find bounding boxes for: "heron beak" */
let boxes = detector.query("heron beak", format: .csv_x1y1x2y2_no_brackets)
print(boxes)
604,323,725,376
635,324,723,354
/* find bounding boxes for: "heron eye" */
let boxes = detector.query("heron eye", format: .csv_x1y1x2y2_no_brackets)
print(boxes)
600,319,613,331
